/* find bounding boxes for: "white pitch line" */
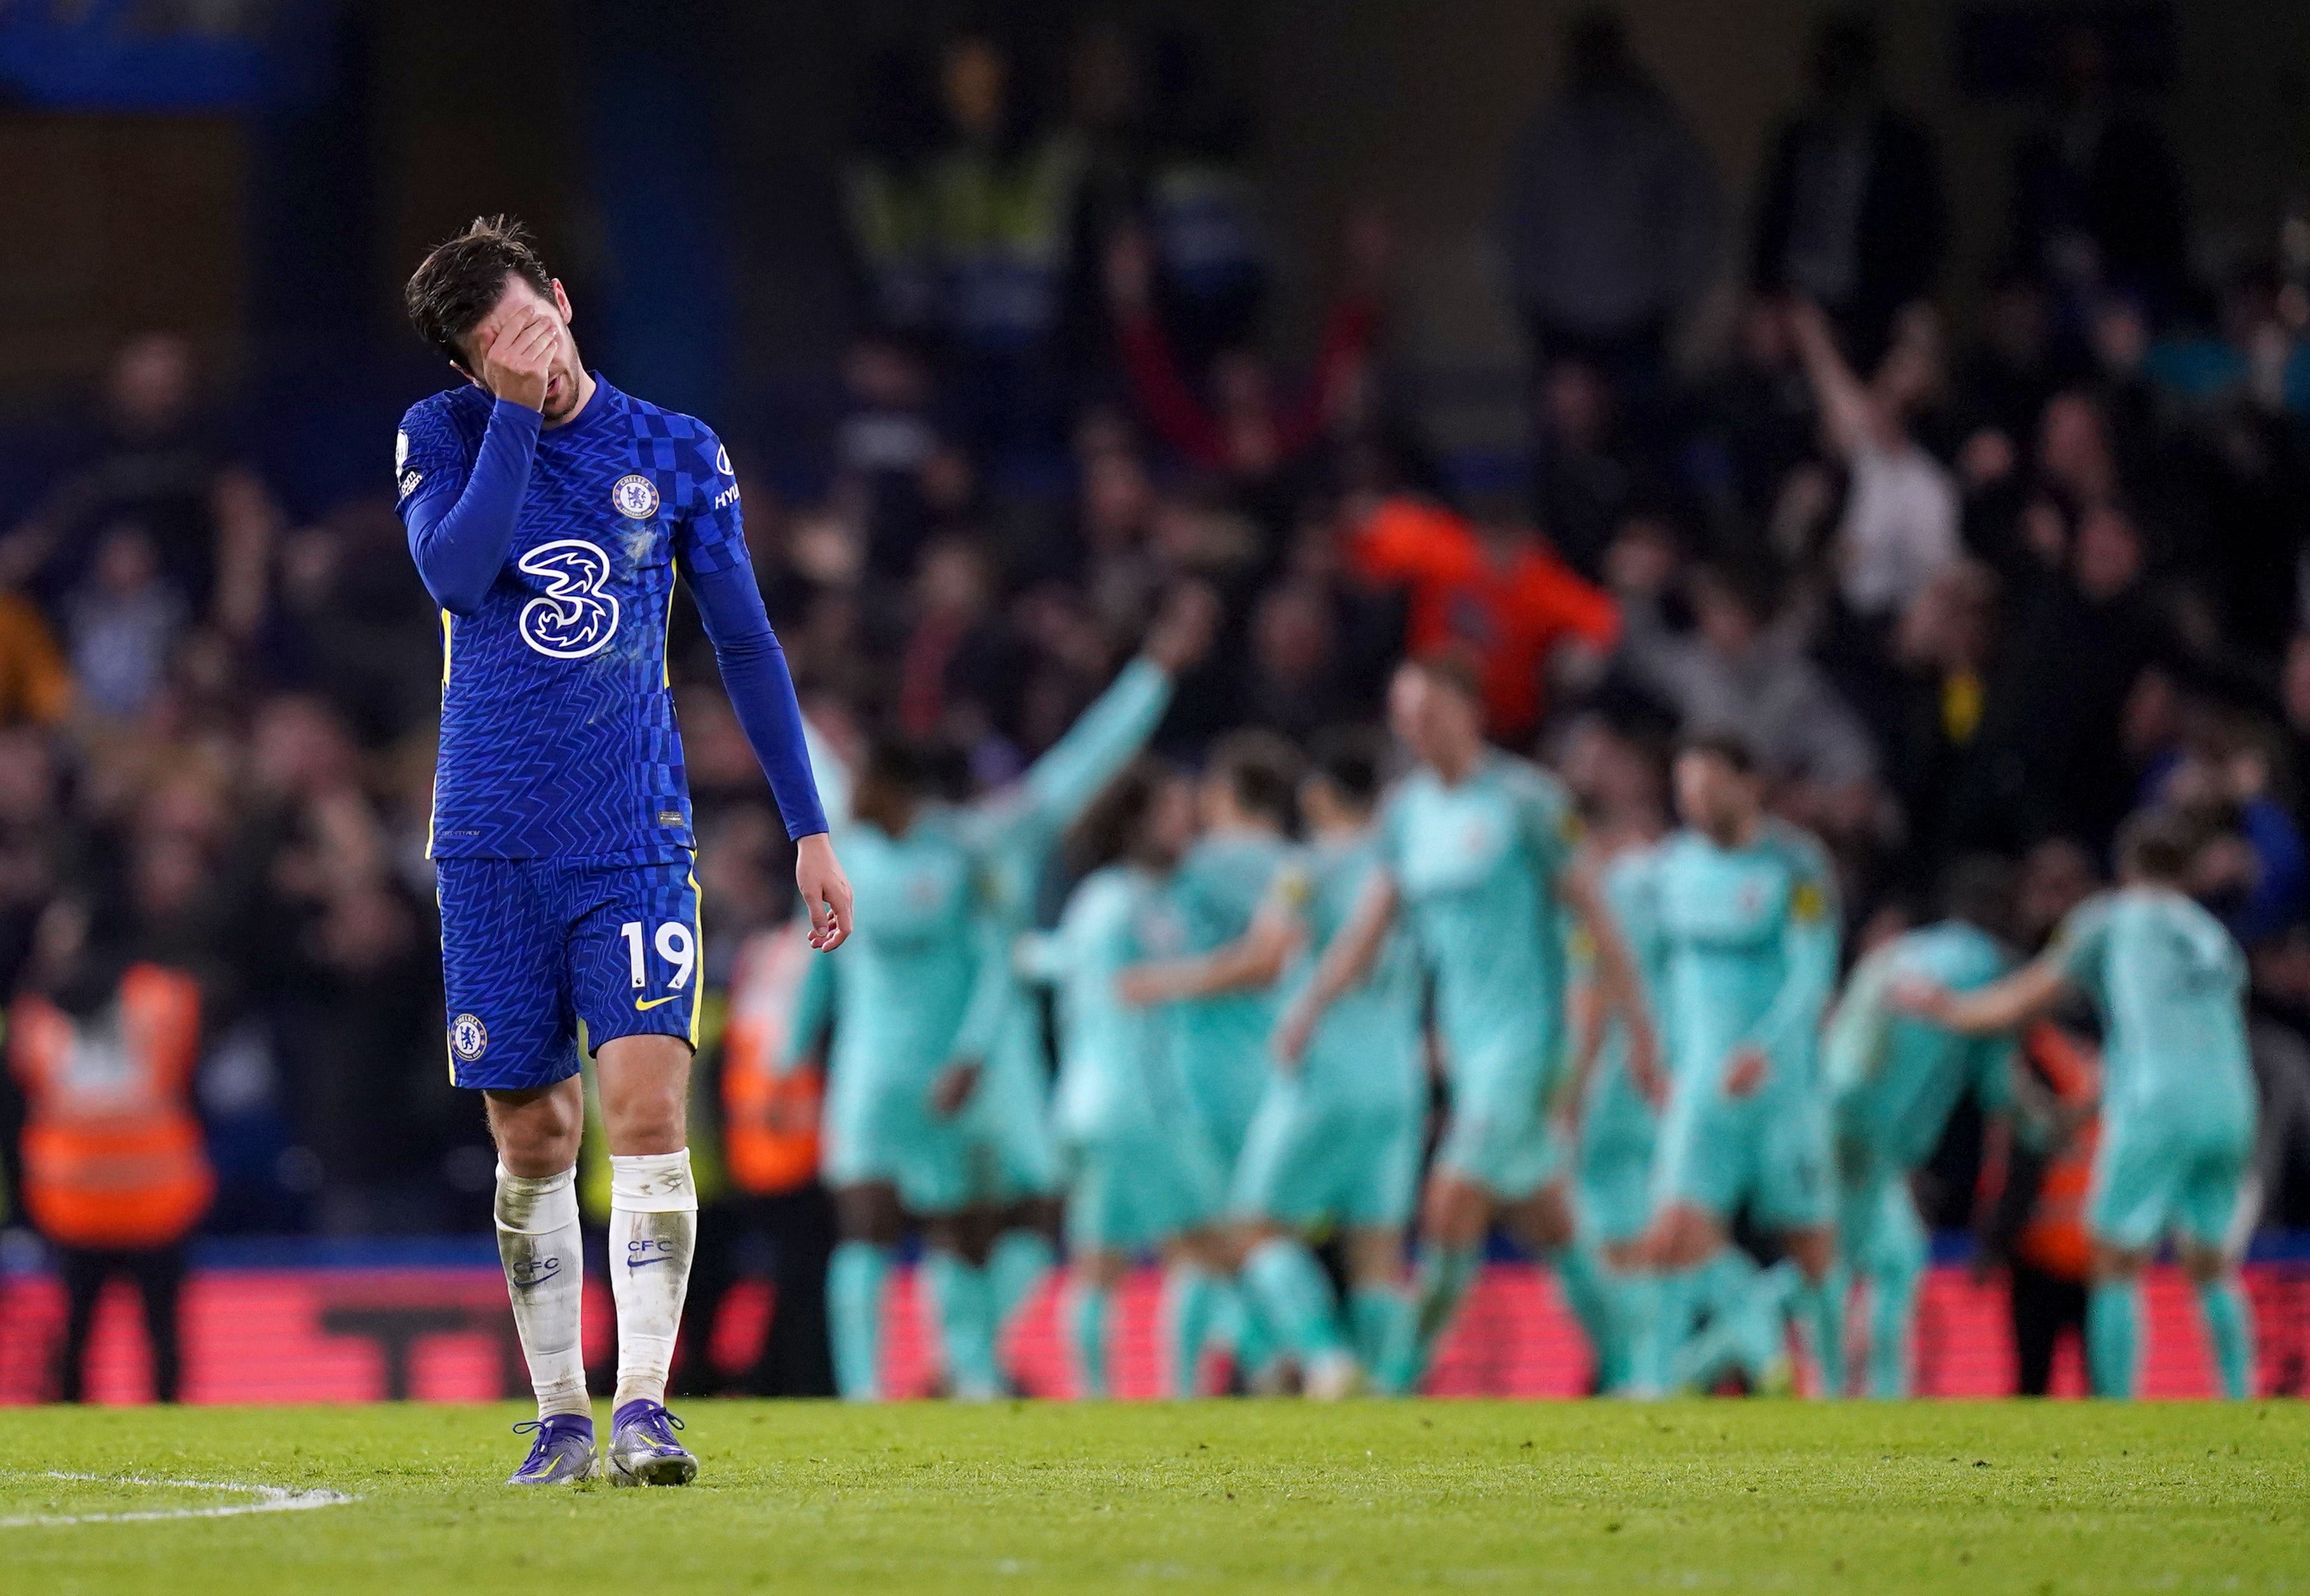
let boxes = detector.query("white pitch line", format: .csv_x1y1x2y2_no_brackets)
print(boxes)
0,1471,355,1527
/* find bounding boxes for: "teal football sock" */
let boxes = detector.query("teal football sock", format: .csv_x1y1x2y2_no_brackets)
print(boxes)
826,1241,889,1402
1243,1238,1348,1365
2196,1276,2256,1400
1403,1243,1481,1388
1865,1260,1922,1399
1793,1271,1847,1398
1349,1284,1416,1392
1067,1278,1114,1398
923,1251,1001,1400
987,1229,1055,1337
1161,1264,1223,1398
2087,1279,2141,1398
1550,1242,1618,1392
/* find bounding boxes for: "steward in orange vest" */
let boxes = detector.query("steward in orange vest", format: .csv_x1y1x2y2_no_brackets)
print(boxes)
721,923,823,1197
12,962,212,1249
10,953,212,1403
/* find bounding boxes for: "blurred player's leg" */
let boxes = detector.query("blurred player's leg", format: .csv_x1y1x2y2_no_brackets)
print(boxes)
921,1212,1002,1401
2180,1150,2257,1400
1241,1233,1357,1396
1065,1251,1126,1398
2192,1267,2255,1400
1162,1250,1226,1398
826,1181,901,1401
2086,1269,2142,1398
987,1217,1056,1350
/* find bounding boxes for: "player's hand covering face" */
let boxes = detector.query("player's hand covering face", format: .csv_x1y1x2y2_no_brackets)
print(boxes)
469,282,579,421
796,832,854,951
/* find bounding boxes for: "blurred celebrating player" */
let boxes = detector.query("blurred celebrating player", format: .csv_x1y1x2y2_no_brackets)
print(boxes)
791,589,1213,1402
1147,732,1300,1393
1029,762,1233,1397
1629,735,1842,1396
1120,729,1424,1397
1279,654,1654,1393
1899,812,2260,1399
397,218,849,1484
1820,858,2018,1396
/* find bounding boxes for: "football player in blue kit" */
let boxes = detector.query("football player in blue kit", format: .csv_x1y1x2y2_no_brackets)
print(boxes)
396,218,851,1485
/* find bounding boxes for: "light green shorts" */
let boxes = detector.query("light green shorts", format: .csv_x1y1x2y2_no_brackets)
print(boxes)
1653,1071,1832,1232
966,1026,1060,1203
1436,1031,1561,1202
1835,1151,1927,1278
1063,1122,1227,1255
2088,1112,2253,1255
1231,1076,1421,1232
1575,1131,1655,1248
824,1068,980,1215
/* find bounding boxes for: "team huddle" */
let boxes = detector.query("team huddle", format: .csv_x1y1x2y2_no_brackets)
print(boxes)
394,217,2258,1488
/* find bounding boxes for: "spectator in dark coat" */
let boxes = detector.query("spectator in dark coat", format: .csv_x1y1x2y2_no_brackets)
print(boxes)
1751,13,1946,369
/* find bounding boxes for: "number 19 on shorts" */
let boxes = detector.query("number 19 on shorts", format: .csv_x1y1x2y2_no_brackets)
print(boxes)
622,920,696,991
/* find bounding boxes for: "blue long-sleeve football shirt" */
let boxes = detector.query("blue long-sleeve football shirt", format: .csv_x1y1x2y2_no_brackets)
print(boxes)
396,374,828,859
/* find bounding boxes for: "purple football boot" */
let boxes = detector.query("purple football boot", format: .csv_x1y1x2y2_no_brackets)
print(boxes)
605,1400,697,1487
507,1413,596,1485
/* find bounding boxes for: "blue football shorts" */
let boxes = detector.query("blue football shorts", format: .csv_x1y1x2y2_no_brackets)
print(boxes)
435,853,702,1091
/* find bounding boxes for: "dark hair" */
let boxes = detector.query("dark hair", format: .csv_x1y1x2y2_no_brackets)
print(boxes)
1069,756,1176,875
1305,725,1388,811
404,215,554,365
1206,729,1301,829
2115,807,2202,884
1937,854,2015,938
1676,726,1761,775
1403,646,1484,706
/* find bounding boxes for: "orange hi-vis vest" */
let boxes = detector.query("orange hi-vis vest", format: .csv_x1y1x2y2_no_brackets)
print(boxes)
10,965,213,1249
2015,1019,2102,1284
721,922,823,1196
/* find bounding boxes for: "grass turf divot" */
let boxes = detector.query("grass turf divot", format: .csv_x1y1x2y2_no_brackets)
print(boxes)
1,1400,2302,1594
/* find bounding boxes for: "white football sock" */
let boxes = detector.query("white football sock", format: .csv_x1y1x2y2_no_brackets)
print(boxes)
493,1163,588,1419
608,1149,699,1412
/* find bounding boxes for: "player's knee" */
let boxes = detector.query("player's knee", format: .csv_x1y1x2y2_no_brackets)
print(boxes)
594,1033,692,1154
837,1183,904,1245
1786,1227,1836,1284
484,1084,582,1177
2089,1239,2145,1282
2178,1242,2229,1285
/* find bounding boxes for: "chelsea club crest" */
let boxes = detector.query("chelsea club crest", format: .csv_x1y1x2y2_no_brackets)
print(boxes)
449,1013,489,1061
611,473,660,520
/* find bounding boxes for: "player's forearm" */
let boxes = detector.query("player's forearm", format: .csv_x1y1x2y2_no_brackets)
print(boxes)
688,560,830,841
403,399,540,615
1025,657,1172,833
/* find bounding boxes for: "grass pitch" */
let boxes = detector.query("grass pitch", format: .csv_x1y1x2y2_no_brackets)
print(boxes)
1,1400,2302,1594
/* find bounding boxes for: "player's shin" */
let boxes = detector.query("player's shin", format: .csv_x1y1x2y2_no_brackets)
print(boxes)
1404,1242,1481,1385
1243,1237,1355,1391
1550,1242,1619,1392
2086,1279,2141,1398
987,1227,1055,1336
494,1164,589,1419
1792,1272,1847,1398
2194,1275,2256,1400
1350,1283,1416,1391
1866,1261,1922,1399
826,1241,889,1400
924,1250,1002,1400
607,1150,699,1412
1160,1262,1223,1398
1065,1276,1113,1398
